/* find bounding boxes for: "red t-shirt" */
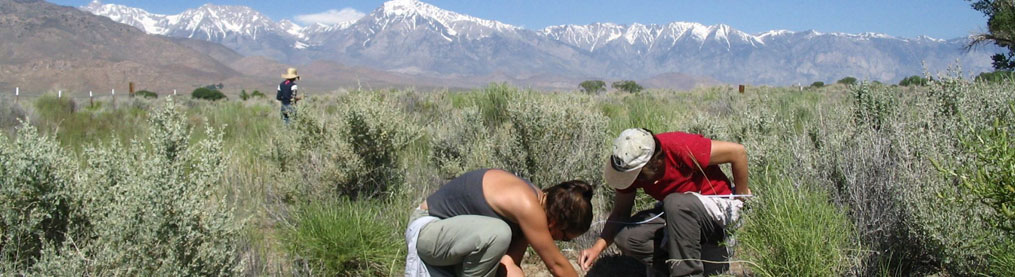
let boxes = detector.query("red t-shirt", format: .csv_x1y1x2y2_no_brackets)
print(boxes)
617,131,732,200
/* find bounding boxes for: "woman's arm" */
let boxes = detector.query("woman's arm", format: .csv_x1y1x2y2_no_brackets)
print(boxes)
578,190,635,271
503,237,527,268
486,173,578,277
510,199,578,277
710,140,750,196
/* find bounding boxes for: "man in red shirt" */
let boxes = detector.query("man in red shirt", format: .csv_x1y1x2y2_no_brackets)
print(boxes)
579,128,750,277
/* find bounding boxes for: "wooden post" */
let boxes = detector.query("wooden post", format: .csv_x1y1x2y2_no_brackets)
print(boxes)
58,90,62,98
738,85,745,93
173,89,177,96
129,82,135,98
89,91,93,107
14,87,18,104
111,89,116,107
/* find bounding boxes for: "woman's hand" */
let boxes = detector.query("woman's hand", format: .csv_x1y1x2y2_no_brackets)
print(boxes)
578,240,606,271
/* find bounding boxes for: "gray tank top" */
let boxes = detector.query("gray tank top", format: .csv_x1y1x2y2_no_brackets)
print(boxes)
426,169,538,234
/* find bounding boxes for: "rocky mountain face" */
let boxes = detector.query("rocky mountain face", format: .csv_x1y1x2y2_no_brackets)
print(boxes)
541,23,989,85
71,0,1003,88
81,0,304,63
0,0,248,93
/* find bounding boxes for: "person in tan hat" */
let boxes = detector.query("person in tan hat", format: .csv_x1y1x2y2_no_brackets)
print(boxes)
579,128,750,277
276,67,302,124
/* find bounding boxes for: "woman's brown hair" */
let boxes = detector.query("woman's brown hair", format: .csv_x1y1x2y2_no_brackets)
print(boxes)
543,180,594,236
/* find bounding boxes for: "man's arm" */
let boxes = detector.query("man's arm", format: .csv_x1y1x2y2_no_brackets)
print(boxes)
578,190,636,271
709,140,750,196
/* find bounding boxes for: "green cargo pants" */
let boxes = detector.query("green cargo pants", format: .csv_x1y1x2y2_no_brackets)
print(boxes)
416,215,513,277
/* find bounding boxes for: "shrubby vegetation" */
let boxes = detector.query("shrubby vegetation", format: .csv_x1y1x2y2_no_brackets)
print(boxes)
737,164,856,277
3,76,1013,276
899,75,929,86
837,76,858,85
0,122,76,271
135,90,158,99
193,87,227,101
266,91,423,202
284,199,406,276
611,80,643,93
975,70,1015,83
580,80,606,94
1,98,243,275
0,98,27,132
968,0,1015,70
240,89,265,101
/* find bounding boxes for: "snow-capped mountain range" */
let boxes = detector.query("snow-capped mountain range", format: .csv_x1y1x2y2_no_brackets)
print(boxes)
81,0,995,86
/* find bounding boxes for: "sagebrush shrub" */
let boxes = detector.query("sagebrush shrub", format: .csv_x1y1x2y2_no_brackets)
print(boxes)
27,98,243,276
430,107,501,179
943,112,1015,233
0,101,26,132
268,92,422,201
504,93,609,187
0,123,76,271
32,95,76,120
192,87,227,101
850,83,895,130
430,88,609,188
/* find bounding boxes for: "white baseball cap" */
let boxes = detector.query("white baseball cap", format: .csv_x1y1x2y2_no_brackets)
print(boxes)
604,128,655,190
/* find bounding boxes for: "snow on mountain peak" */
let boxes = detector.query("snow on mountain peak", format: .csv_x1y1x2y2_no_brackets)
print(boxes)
81,1,170,34
542,21,763,52
375,0,519,37
381,0,426,16
916,35,944,42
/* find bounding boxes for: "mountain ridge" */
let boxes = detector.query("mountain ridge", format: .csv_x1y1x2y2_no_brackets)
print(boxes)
0,0,252,93
75,0,999,87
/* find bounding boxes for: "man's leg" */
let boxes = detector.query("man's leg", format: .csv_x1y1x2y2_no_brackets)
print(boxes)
614,207,668,276
701,242,729,275
662,193,724,277
416,215,513,277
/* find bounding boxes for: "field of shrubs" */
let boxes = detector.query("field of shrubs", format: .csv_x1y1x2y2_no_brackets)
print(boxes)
1,73,1013,276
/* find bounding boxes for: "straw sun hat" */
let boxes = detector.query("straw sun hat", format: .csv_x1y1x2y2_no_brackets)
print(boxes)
282,67,300,80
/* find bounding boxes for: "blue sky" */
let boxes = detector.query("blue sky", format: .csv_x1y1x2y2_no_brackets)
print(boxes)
51,0,987,39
